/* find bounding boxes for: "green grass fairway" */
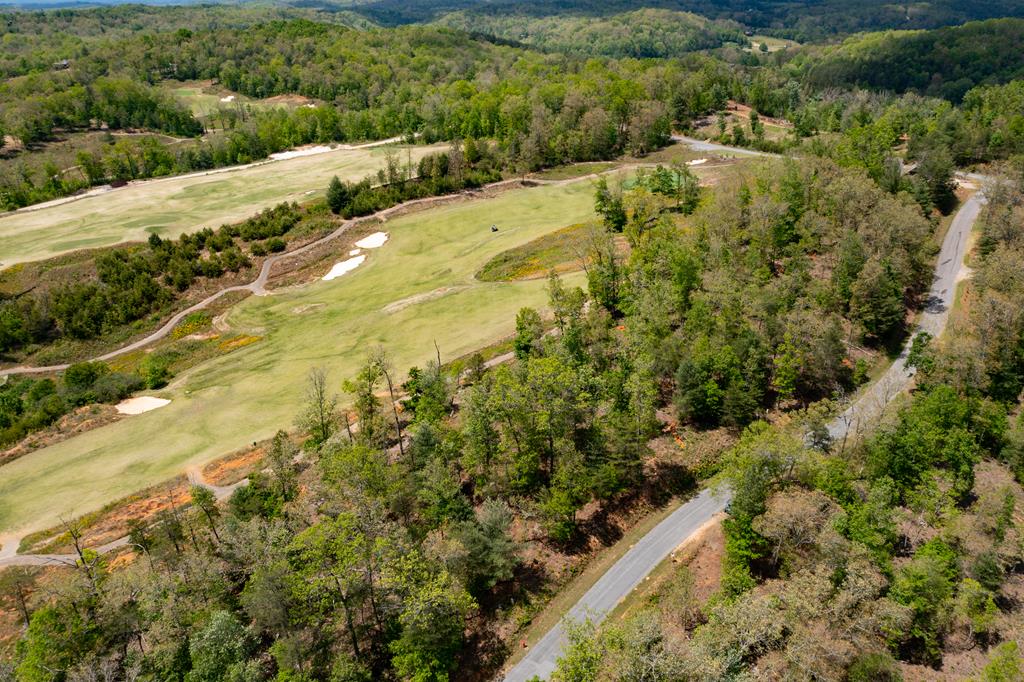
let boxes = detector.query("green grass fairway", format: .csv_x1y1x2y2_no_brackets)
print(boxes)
0,144,442,268
0,179,597,538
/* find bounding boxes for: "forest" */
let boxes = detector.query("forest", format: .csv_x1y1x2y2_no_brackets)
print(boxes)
433,8,749,59
2,2,1024,680
0,18,729,209
547,160,1024,682
803,19,1024,102
316,0,1024,41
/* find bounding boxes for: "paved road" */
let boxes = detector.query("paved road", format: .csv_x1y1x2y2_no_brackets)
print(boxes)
828,188,983,445
504,489,728,682
501,140,988,682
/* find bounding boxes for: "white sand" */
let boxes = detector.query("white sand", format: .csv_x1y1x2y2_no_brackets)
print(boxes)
269,145,333,161
349,248,361,256
323,255,366,281
220,95,236,103
687,158,708,166
116,396,171,415
355,232,388,249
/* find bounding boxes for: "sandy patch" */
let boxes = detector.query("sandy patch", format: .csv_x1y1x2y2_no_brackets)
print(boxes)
322,255,366,281
687,158,708,166
956,265,974,284
269,145,333,161
355,232,389,249
383,286,466,314
220,95,236,103
292,303,326,314
349,248,361,256
116,396,171,415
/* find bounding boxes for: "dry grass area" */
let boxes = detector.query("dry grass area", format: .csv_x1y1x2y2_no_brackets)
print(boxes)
201,444,266,486
610,514,726,625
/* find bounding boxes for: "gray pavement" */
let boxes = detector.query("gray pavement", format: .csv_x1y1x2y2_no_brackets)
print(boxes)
503,488,729,682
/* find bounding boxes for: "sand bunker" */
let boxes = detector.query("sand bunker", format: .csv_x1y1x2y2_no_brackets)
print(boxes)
323,255,366,281
269,145,333,161
220,95,236,103
687,158,708,166
349,248,361,256
355,232,389,249
116,396,171,415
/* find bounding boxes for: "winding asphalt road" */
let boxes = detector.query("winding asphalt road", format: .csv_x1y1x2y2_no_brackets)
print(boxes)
501,138,988,682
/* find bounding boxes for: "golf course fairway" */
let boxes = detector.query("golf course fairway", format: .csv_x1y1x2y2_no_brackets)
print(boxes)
0,178,597,537
0,143,442,267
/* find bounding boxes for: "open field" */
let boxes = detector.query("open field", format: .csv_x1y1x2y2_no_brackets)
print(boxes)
0,178,601,538
164,80,316,124
745,34,799,52
0,143,442,268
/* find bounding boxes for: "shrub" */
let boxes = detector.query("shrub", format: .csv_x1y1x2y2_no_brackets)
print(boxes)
92,372,144,403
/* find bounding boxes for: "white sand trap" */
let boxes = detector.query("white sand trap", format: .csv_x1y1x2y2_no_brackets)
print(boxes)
349,248,361,256
220,95,236,103
355,232,389,249
323,255,366,281
269,145,333,161
116,396,171,415
687,158,708,166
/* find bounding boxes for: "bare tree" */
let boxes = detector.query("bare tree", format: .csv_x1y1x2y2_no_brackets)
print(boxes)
371,347,405,458
0,566,35,629
298,366,338,446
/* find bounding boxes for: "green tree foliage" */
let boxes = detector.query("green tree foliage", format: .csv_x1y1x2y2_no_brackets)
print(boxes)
186,611,253,682
850,258,906,342
805,19,1024,102
867,386,1004,500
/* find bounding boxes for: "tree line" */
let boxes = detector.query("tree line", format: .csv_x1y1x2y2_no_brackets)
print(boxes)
1,18,733,209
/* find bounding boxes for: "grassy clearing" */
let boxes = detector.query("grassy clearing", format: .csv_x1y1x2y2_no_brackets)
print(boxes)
164,80,314,125
0,179,597,537
0,143,443,268
745,34,799,52
476,222,592,281
530,162,616,181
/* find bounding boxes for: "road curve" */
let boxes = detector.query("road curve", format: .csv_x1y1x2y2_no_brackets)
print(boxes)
501,141,987,681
